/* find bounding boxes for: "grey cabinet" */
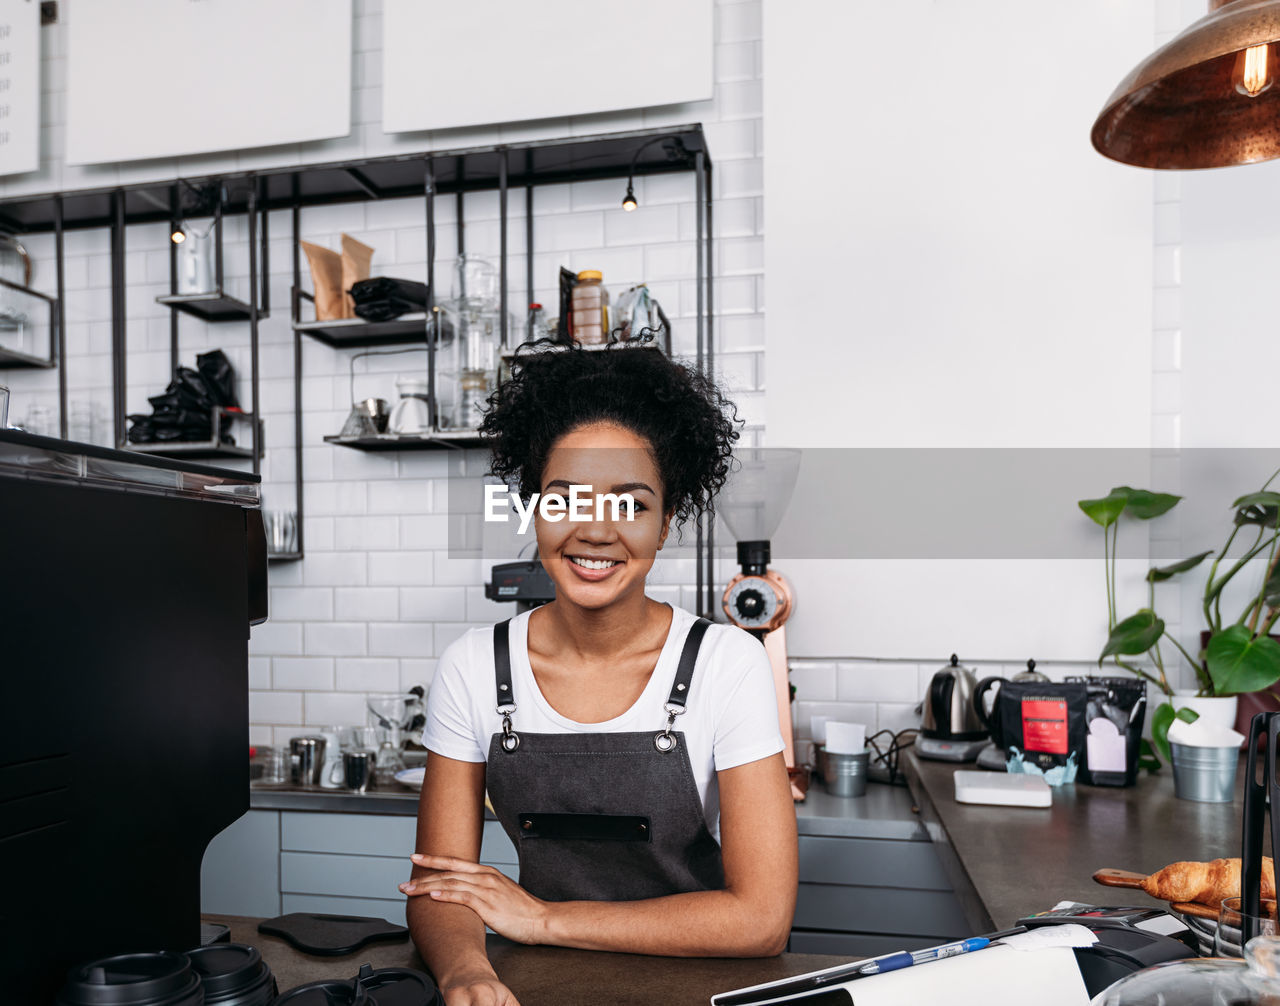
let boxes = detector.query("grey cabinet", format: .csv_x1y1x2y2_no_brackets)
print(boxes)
789,833,968,957
204,805,967,956
201,810,518,925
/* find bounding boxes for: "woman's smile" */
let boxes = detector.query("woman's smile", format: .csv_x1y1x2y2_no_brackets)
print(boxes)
566,554,624,580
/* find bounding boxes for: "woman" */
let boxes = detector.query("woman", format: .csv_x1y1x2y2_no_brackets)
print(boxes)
401,344,798,1006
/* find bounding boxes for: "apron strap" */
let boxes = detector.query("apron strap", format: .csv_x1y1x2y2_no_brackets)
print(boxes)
656,617,712,752
666,617,712,710
493,619,519,752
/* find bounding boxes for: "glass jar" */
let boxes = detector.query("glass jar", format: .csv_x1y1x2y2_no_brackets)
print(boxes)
571,270,609,345
1095,935,1280,1005
437,302,500,430
450,254,499,311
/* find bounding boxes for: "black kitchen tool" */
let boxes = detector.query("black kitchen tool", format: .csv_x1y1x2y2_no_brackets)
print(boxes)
256,913,409,957
1241,711,1280,941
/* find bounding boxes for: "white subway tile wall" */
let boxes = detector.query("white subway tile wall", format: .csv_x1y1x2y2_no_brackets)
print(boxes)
3,0,1182,747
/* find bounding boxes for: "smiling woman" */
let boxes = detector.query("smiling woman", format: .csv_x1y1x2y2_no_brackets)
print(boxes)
403,344,800,1006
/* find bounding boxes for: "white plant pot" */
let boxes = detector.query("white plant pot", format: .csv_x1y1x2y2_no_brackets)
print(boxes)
1172,690,1239,733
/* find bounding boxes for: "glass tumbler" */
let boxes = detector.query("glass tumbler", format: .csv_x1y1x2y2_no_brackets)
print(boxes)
1217,897,1279,957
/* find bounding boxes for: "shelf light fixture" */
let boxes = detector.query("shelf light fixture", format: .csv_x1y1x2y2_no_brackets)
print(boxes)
1093,0,1280,168
619,136,692,213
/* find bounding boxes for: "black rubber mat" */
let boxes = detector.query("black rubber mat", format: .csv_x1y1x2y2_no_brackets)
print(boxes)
256,913,409,957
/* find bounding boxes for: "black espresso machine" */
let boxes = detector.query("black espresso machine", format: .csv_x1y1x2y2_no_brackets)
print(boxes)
0,431,267,1001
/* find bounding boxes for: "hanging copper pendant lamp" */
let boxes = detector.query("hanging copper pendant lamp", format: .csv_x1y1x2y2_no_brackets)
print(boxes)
1093,0,1280,168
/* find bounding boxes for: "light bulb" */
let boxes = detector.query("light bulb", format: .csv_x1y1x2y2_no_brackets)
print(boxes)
621,182,637,212
170,229,186,244
1235,43,1274,98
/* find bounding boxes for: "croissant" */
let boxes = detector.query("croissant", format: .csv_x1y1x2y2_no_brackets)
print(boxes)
1140,857,1275,906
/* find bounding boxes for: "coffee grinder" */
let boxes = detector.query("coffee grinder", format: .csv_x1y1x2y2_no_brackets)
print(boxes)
717,449,806,800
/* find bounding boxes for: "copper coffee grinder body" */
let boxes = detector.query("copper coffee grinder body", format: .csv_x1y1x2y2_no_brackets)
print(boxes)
722,538,805,800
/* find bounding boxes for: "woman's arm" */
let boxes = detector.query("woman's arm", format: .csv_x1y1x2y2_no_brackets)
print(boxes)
405,752,521,1005
408,751,798,957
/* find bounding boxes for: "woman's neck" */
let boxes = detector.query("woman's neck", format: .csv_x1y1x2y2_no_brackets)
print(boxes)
533,591,669,662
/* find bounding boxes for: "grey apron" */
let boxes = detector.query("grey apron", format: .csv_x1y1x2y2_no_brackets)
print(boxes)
484,616,727,902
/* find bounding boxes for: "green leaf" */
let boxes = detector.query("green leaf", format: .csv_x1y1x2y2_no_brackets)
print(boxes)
1206,625,1280,695
1125,490,1181,520
1176,706,1200,724
1079,488,1130,528
1232,492,1280,509
1151,701,1176,763
1235,503,1280,527
1147,550,1214,583
1099,609,1165,662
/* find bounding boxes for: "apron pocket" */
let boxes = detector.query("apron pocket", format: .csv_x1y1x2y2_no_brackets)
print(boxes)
517,812,652,843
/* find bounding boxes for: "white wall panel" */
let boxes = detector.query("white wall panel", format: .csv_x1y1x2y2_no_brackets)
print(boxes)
382,0,713,133
66,0,352,165
0,0,39,177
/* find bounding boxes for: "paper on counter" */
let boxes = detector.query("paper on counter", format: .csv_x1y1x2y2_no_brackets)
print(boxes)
711,943,1089,1006
824,721,867,754
999,924,1098,951
1168,716,1246,748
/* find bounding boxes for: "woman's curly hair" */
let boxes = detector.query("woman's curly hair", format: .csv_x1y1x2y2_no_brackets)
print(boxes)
479,342,741,528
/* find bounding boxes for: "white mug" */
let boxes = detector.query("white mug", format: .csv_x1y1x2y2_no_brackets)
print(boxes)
389,395,430,434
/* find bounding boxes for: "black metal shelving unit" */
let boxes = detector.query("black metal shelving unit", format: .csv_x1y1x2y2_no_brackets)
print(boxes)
0,201,69,438
0,123,719,610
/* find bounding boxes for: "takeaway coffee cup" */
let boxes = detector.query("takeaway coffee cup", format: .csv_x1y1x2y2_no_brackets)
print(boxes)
184,944,276,1006
57,951,202,1006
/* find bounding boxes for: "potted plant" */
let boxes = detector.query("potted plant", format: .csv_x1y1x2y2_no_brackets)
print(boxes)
1080,477,1280,762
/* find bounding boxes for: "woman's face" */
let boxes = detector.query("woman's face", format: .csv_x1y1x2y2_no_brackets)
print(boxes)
534,421,671,612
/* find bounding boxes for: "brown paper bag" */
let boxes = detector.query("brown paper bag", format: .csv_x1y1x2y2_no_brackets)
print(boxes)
300,241,345,321
341,234,374,319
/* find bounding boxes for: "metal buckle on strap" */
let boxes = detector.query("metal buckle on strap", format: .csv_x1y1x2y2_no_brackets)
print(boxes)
654,703,684,753
498,704,520,753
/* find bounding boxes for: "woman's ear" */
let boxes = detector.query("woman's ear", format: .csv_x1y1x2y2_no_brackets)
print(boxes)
657,511,673,550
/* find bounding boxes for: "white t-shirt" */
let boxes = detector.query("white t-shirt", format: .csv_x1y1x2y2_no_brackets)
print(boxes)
423,603,785,840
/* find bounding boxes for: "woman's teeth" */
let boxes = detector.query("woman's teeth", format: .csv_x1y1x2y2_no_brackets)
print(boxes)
570,557,619,570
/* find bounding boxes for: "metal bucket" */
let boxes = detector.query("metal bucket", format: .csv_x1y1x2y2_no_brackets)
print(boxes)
822,747,869,798
1170,742,1239,803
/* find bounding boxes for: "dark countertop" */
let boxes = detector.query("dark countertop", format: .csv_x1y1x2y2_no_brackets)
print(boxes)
250,778,927,840
204,914,848,1006
902,749,1248,932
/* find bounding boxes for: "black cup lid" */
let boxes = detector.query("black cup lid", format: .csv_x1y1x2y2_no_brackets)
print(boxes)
58,951,201,1006
184,943,270,998
274,978,370,1006
356,964,443,1006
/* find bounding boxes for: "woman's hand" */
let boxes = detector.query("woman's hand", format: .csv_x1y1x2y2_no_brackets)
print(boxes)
436,966,521,1006
402,854,551,946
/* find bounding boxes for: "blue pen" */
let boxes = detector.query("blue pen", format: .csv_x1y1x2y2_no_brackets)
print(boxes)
856,937,990,975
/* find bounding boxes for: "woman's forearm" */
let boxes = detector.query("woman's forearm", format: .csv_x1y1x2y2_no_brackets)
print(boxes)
407,893,495,985
539,887,791,957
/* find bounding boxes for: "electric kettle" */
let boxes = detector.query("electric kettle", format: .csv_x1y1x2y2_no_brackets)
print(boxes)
916,655,988,761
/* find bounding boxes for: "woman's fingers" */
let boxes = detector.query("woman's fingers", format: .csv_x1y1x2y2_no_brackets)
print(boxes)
401,870,502,895
411,853,489,873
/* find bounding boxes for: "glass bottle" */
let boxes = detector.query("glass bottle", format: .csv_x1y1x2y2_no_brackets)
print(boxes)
570,270,609,345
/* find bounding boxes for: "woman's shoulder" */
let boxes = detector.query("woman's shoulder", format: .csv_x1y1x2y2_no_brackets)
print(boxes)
666,605,768,674
436,612,532,683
